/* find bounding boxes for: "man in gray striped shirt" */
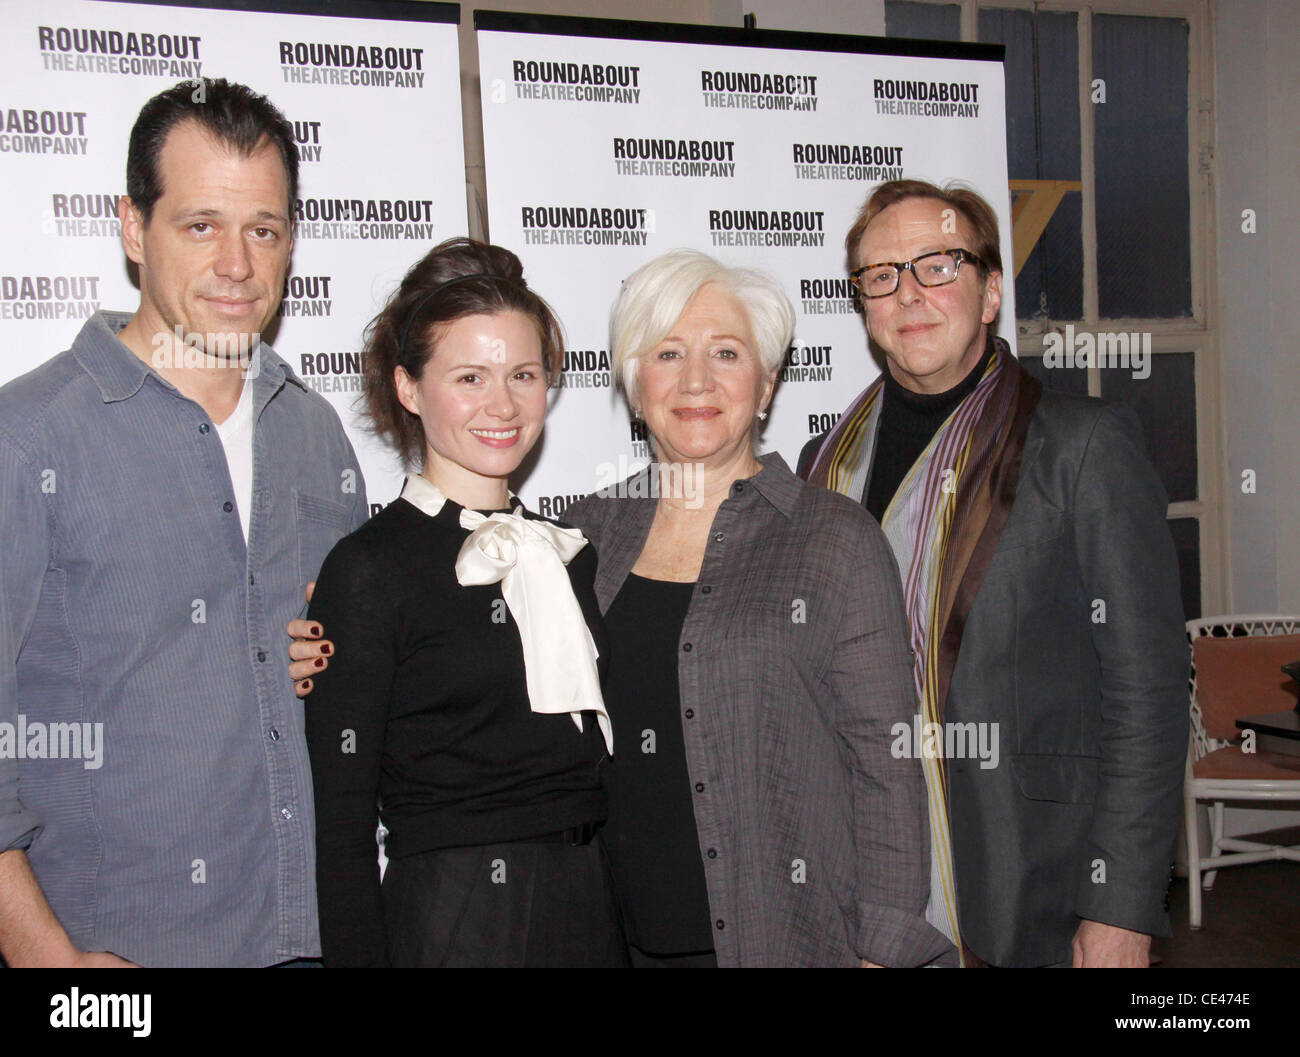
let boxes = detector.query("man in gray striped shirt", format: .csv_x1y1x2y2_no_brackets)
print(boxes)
0,80,366,967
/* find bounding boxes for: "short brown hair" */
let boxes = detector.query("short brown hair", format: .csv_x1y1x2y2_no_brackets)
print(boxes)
362,238,564,470
844,178,1003,277
127,79,298,223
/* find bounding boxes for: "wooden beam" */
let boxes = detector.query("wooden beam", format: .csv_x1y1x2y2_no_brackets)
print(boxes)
1009,179,1083,277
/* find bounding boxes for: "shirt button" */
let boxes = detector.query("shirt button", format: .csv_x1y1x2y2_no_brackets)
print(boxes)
256,651,266,662
684,708,694,719
707,847,717,859
269,728,281,741
732,482,744,494
223,501,234,513
198,423,210,435
694,782,705,793
682,642,693,653
713,532,726,543
700,585,712,595
280,807,293,820
715,919,725,931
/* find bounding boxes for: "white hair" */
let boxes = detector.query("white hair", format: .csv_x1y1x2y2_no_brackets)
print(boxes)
609,248,794,411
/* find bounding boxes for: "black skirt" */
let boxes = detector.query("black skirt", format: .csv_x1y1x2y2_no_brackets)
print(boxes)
381,839,629,968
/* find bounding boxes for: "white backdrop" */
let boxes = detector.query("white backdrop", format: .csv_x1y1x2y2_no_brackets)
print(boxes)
477,13,1012,517
0,0,467,509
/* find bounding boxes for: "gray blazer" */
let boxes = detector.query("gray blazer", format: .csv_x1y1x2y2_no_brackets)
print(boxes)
564,453,952,967
943,393,1188,966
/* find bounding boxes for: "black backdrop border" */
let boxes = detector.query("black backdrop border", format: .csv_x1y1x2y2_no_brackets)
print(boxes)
89,0,460,26
475,8,1003,63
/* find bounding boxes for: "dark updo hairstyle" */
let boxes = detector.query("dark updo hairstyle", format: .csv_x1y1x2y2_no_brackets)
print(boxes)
362,237,564,470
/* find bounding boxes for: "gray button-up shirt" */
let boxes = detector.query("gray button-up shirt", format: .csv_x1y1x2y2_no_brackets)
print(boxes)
565,453,951,967
0,312,368,967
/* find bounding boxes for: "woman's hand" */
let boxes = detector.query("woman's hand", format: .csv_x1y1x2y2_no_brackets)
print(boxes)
287,582,332,697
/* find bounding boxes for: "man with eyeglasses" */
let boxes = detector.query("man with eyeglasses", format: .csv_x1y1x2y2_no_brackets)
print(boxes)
798,179,1187,968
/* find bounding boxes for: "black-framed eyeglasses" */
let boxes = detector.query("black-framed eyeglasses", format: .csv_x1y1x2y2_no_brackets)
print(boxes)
849,249,983,298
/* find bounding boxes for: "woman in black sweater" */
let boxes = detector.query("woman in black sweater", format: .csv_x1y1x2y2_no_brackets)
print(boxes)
302,239,624,967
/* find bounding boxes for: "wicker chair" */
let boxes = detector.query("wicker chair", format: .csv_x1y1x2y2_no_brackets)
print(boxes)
1184,614,1300,928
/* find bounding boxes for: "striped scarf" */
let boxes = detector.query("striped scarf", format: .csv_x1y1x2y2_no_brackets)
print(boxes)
805,336,1041,966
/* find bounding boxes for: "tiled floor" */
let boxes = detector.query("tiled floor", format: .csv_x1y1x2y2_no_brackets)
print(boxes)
1156,828,1300,968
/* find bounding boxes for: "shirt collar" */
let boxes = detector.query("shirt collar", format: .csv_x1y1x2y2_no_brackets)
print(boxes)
72,310,305,404
746,451,802,520
400,473,451,518
400,474,520,519
603,452,802,520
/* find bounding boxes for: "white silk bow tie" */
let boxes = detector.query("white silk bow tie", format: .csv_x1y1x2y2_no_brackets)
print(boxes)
400,475,613,755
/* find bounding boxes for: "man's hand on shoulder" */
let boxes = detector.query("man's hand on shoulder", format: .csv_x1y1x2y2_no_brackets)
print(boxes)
287,581,331,697
1072,919,1151,967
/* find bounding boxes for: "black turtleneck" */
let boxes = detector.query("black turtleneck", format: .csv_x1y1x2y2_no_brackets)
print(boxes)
796,338,997,518
862,337,995,520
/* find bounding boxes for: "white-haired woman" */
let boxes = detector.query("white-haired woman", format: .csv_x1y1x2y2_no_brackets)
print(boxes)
561,249,951,967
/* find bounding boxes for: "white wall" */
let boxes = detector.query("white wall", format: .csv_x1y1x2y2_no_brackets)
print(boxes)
1215,0,1300,615
1206,0,1300,840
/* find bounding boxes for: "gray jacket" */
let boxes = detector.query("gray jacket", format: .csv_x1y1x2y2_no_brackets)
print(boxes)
944,393,1188,966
